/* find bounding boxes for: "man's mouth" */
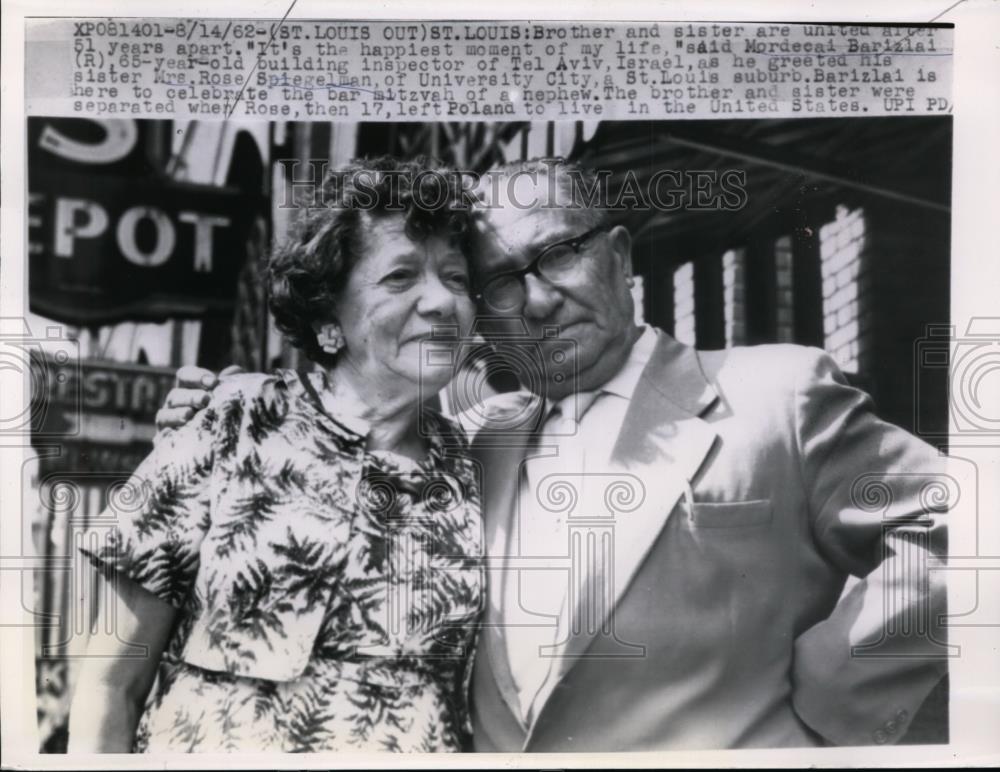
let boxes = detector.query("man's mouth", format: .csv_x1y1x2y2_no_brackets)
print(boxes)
539,319,586,338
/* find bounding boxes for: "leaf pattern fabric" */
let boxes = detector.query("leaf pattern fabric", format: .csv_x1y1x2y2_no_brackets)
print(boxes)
80,370,483,752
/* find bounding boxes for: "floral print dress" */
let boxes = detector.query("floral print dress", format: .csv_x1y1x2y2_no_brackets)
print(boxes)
80,370,484,752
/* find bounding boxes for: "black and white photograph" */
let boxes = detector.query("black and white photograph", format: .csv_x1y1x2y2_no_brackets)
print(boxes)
2,4,999,768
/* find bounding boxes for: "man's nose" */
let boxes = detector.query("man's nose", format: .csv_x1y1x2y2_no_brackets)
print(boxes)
521,273,563,318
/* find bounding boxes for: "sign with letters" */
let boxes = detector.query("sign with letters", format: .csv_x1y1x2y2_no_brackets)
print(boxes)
28,117,256,324
33,353,176,472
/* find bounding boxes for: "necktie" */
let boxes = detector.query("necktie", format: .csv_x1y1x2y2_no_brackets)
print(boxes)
504,389,603,724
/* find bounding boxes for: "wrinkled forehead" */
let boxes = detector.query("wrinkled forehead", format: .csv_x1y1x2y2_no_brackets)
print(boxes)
470,207,584,273
360,213,466,267
471,178,591,266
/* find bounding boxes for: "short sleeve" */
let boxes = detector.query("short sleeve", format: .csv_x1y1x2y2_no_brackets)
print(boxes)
80,406,217,609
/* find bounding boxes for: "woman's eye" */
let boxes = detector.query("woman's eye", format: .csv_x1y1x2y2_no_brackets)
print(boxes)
382,269,416,284
445,273,470,290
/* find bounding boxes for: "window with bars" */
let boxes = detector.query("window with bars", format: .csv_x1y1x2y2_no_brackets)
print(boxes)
819,205,866,373
673,262,696,346
722,248,747,347
666,205,865,367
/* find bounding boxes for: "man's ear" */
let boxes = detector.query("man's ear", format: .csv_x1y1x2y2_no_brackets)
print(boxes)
608,224,634,285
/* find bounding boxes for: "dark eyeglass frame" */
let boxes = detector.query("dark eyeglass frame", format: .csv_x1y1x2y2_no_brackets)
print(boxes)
473,225,609,303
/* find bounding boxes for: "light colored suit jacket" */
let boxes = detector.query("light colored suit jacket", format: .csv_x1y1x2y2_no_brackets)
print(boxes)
468,332,949,751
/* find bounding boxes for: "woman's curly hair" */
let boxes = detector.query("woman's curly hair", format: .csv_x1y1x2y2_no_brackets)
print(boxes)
267,155,476,367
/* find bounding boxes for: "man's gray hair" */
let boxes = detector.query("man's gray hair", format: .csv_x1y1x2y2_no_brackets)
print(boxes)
475,157,610,227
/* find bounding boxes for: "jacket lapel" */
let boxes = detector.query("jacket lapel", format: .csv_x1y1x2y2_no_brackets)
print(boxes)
532,333,721,721
469,335,723,740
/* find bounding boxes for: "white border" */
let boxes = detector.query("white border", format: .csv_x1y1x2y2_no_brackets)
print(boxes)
2,1,998,769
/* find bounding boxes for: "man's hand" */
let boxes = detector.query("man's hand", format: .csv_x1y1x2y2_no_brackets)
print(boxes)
155,365,244,430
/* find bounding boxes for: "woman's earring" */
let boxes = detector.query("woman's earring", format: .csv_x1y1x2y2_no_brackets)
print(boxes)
317,323,346,355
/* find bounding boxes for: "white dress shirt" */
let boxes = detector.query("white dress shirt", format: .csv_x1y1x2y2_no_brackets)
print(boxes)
501,326,658,724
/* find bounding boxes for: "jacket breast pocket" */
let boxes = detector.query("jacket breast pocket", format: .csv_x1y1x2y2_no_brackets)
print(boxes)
689,499,773,529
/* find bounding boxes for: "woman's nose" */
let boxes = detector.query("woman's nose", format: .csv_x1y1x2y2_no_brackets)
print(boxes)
416,273,458,318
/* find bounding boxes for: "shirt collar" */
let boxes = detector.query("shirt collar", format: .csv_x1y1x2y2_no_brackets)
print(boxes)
280,366,452,464
279,366,371,442
598,325,657,401
541,325,656,422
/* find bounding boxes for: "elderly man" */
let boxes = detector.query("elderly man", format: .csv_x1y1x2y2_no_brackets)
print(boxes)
157,158,948,751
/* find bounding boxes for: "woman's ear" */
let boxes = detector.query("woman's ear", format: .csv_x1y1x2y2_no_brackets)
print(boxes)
608,225,634,287
313,321,346,355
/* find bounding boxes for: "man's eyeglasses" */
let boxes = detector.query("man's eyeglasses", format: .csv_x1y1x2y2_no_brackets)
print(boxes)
474,225,608,311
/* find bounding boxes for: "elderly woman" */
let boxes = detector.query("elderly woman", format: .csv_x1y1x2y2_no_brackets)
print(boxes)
68,157,482,753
